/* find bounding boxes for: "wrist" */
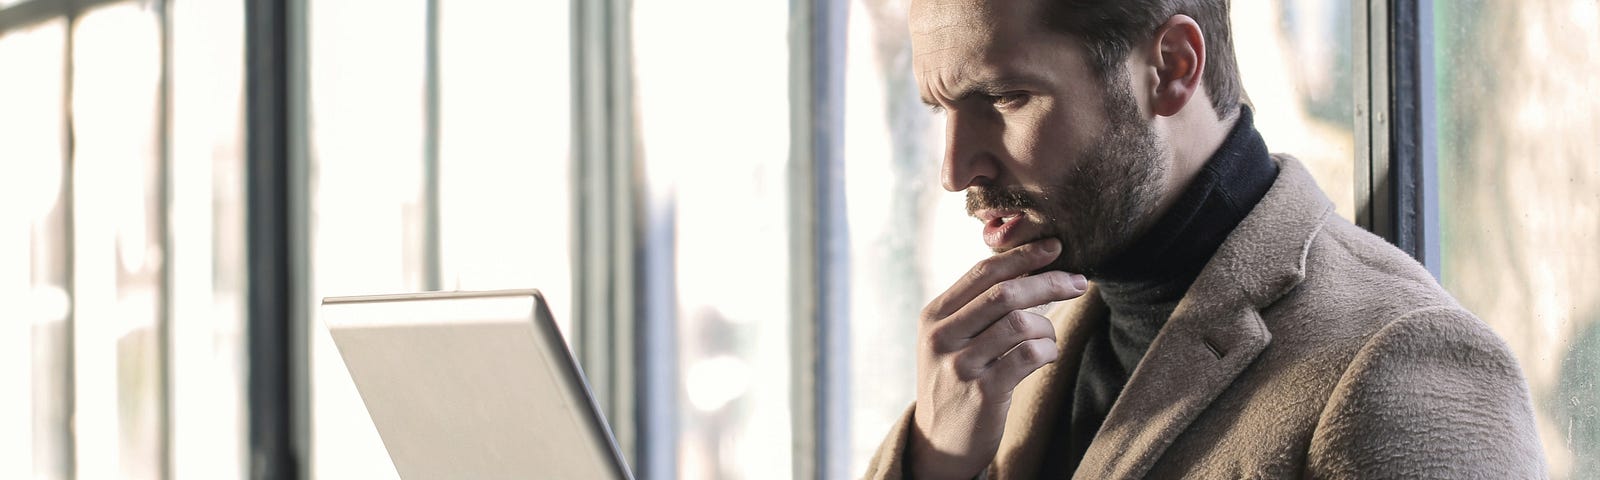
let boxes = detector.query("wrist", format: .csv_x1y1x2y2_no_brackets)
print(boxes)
906,424,976,480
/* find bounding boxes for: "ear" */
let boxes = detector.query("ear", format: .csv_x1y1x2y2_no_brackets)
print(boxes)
1148,15,1206,117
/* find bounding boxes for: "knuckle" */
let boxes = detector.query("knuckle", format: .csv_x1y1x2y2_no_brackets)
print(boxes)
1036,320,1057,341
947,353,983,381
918,330,943,354
921,324,959,354
966,259,993,283
1015,341,1045,364
987,281,1018,305
1023,339,1057,364
1045,271,1072,294
1005,310,1030,336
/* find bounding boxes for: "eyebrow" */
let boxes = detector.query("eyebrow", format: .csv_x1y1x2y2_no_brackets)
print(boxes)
919,73,1049,111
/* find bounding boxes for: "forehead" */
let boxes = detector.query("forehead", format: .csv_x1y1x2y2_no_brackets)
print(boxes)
908,0,1029,54
908,0,1080,85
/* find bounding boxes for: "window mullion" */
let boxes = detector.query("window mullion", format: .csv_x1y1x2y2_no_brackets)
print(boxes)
422,0,441,292
789,0,850,478
572,0,650,475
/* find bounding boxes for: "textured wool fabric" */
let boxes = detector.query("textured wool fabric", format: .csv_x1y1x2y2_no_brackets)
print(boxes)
862,156,1546,479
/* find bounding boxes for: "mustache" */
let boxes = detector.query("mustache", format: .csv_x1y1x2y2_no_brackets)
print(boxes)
966,186,1039,217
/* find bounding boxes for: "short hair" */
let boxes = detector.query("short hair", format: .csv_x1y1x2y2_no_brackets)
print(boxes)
1039,0,1241,120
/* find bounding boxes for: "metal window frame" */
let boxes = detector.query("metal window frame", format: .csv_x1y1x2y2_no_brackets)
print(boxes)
0,0,121,32
571,0,652,477
421,0,442,293
154,0,174,477
245,0,310,478
788,0,850,479
1356,0,1440,275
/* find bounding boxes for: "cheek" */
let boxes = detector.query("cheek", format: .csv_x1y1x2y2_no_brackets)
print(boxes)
1000,105,1095,182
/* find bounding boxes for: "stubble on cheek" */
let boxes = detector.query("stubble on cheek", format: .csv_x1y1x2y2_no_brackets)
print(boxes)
1043,118,1167,275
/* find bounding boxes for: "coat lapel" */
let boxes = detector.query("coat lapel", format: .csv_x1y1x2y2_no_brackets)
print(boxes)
1072,155,1334,479
1071,299,1271,479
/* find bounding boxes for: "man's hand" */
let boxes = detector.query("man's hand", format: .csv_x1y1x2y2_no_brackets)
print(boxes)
906,238,1088,480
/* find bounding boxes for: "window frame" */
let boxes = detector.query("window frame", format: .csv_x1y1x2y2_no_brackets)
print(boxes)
788,0,851,478
243,0,309,478
1357,0,1441,276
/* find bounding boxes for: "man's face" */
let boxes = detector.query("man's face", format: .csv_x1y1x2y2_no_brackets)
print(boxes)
911,0,1169,275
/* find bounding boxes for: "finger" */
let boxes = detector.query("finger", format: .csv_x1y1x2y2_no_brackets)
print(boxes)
938,270,1086,339
923,238,1061,321
952,309,1055,372
979,337,1059,402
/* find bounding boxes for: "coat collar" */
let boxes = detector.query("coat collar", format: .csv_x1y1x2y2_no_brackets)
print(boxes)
989,155,1334,479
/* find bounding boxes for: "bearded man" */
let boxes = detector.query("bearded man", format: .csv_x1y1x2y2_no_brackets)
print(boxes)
862,0,1547,478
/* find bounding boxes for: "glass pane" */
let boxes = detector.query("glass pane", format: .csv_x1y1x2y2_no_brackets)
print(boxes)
308,0,427,478
842,0,990,473
633,0,794,477
70,4,165,479
1436,3,1600,478
168,0,248,478
841,1,1360,473
1232,0,1357,221
436,0,572,336
0,19,72,480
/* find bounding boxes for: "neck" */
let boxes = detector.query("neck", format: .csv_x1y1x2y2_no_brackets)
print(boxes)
1152,106,1241,222
1093,105,1275,283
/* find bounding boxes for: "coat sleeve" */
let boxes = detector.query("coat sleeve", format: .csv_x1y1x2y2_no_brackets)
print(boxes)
1305,306,1547,479
861,404,916,480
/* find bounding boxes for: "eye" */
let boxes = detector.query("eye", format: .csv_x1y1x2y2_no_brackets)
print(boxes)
989,92,1030,109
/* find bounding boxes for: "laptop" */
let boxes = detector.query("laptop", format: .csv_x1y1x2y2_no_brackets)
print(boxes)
321,289,634,479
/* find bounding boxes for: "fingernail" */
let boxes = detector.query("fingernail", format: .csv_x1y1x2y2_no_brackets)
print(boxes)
1043,238,1061,254
1070,274,1088,290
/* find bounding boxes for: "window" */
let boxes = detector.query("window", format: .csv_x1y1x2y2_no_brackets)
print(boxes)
1233,0,1357,221
1436,2,1600,477
70,6,166,477
307,1,428,477
0,0,248,478
0,17,70,480
435,0,573,326
12,0,1591,478
167,0,249,477
841,0,990,472
632,1,795,477
306,0,573,477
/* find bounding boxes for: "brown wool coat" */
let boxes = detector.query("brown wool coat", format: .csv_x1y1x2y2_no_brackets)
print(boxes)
863,157,1547,479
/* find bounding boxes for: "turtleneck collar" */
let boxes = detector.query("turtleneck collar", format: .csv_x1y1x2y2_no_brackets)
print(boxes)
1095,106,1279,285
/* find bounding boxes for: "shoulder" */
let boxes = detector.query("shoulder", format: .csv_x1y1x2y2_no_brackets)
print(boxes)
1283,213,1462,330
1336,305,1524,392
1303,303,1546,477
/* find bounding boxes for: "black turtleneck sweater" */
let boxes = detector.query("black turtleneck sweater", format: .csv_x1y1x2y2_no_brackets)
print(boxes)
1050,106,1279,473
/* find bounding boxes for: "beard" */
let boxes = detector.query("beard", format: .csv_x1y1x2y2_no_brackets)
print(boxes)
966,71,1167,275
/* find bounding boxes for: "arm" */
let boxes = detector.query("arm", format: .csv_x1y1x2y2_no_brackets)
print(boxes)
1306,306,1546,479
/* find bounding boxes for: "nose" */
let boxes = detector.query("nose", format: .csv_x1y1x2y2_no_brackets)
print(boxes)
940,110,1001,192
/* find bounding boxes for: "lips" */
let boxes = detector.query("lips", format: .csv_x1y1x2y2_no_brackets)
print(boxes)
977,209,1028,249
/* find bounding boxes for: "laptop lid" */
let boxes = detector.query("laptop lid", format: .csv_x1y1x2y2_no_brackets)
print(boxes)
321,289,632,479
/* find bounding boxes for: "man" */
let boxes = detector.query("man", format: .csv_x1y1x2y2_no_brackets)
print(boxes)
862,0,1546,478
